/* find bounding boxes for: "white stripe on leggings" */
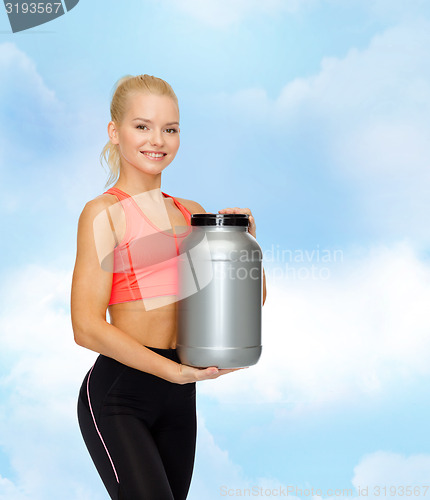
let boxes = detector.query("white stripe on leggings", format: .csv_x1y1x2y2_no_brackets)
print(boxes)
87,363,120,484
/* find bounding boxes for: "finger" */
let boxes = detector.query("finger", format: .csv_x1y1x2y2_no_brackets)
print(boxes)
197,366,249,380
218,367,248,374
219,208,253,216
200,366,219,377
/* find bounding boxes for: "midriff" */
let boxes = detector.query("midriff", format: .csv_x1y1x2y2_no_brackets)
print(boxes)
108,297,179,349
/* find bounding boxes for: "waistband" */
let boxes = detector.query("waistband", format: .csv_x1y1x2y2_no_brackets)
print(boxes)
96,346,179,368
145,345,177,353
144,345,179,362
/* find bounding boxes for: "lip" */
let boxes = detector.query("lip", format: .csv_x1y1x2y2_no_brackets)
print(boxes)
140,151,167,161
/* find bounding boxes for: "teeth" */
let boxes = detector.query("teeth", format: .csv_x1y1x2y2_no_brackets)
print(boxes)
143,152,165,158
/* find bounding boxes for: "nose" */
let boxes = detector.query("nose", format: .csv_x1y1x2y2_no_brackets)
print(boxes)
149,128,164,147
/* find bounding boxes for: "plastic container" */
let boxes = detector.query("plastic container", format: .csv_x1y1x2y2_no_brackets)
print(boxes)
176,213,263,368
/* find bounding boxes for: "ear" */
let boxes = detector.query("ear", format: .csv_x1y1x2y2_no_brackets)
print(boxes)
108,121,119,145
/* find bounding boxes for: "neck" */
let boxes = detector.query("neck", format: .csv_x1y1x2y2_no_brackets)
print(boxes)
115,167,162,196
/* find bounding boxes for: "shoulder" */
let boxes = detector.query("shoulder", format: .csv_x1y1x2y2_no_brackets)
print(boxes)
77,193,118,226
174,197,206,215
75,194,121,261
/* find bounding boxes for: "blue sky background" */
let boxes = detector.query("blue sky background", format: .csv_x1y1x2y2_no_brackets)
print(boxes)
1,0,430,498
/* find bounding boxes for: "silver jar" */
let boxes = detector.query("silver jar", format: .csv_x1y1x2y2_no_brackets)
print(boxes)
176,213,263,369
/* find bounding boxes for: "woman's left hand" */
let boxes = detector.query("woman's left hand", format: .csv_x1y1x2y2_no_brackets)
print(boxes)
217,207,256,238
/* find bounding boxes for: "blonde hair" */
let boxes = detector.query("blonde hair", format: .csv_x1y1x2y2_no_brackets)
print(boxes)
100,74,179,188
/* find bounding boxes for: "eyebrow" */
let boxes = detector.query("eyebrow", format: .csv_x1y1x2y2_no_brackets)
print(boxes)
132,118,180,126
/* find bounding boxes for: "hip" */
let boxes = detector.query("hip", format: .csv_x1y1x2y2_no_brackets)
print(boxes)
78,346,196,426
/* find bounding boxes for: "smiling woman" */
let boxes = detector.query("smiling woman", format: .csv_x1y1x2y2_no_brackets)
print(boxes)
99,75,180,188
70,74,265,500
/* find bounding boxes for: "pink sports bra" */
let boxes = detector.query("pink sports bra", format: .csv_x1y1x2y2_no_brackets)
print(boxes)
103,187,192,305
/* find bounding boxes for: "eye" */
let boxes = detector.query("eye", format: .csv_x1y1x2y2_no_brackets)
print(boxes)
166,128,179,134
136,125,148,130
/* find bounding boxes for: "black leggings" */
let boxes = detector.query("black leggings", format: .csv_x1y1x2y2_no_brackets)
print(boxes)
77,347,197,500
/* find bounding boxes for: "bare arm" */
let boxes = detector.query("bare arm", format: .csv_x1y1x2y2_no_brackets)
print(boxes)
70,198,239,384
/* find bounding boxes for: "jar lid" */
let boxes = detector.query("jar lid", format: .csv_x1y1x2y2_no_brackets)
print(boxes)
191,213,249,227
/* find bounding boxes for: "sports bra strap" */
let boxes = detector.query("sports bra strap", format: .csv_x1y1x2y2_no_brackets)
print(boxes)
104,187,192,221
105,206,119,246
104,187,129,200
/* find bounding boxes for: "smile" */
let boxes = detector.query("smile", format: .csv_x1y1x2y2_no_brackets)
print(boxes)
140,151,167,159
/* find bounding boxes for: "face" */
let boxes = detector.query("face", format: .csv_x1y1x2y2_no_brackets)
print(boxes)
108,92,180,175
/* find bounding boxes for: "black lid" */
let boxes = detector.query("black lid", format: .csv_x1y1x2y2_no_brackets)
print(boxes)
191,213,249,227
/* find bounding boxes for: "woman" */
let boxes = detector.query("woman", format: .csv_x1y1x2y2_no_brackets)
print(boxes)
71,74,267,500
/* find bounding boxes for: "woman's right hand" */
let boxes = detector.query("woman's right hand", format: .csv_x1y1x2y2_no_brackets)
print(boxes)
176,363,248,384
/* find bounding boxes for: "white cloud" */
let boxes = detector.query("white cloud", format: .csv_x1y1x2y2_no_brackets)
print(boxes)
192,447,430,499
189,414,248,498
319,451,430,500
206,19,430,243
149,0,317,28
198,240,430,411
0,475,25,500
0,264,106,500
0,42,65,168
216,19,430,177
149,0,430,29
0,42,62,113
361,0,430,23
0,42,109,215
189,415,296,500
190,414,430,499
352,451,430,492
